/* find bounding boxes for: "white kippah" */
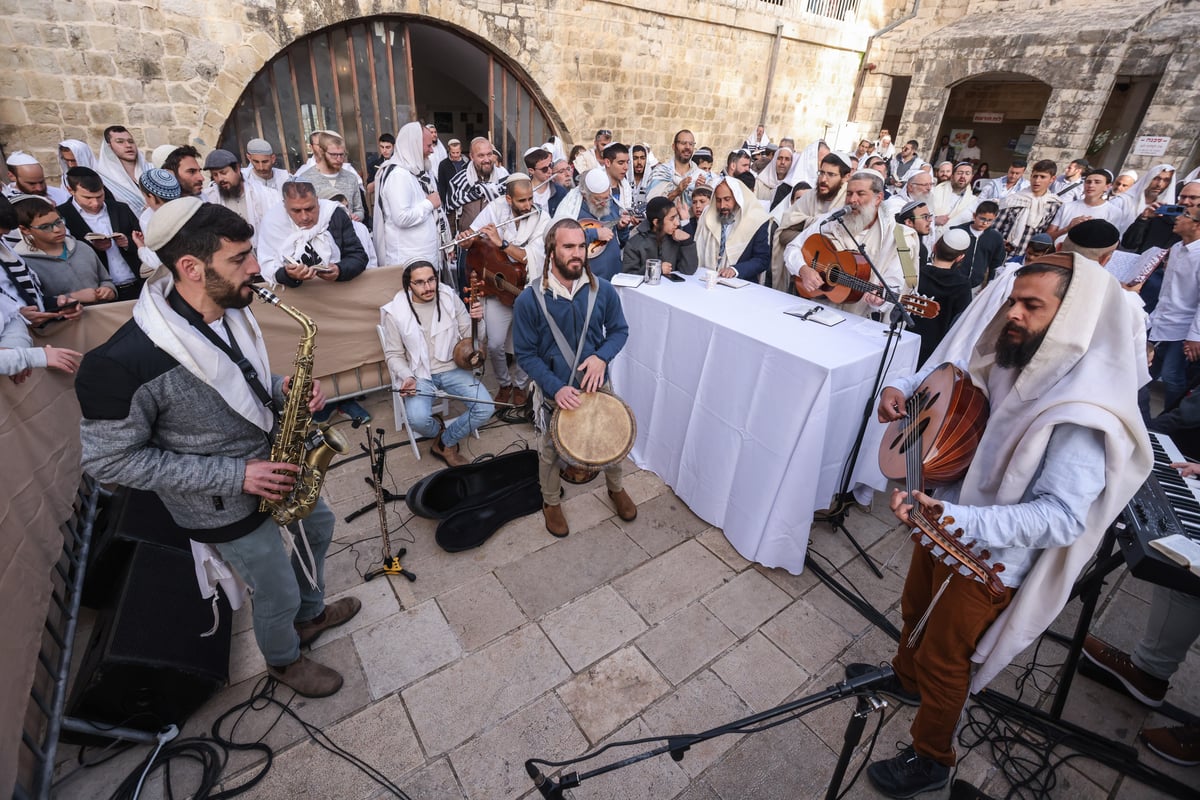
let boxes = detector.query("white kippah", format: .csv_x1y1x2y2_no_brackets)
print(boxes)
504,172,532,185
145,197,205,251
6,151,39,167
941,228,971,251
150,144,177,169
583,167,609,194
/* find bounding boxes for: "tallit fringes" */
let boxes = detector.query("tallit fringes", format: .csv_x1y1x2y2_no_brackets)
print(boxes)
200,594,221,638
906,574,952,649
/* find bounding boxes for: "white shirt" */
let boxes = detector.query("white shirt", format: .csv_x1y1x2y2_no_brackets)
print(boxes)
1149,239,1200,342
242,166,291,202
958,145,981,162
75,201,137,284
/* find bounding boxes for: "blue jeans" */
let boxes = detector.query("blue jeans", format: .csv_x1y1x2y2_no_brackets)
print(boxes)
1152,340,1199,411
404,369,494,446
214,498,335,667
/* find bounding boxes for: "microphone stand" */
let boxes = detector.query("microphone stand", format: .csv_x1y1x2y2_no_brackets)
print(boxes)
808,215,912,597
524,665,895,800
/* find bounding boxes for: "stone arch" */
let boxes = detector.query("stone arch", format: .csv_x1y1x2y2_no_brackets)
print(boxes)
198,11,567,174
935,71,1052,170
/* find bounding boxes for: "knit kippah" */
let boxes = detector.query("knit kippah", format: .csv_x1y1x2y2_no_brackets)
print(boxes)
139,168,181,201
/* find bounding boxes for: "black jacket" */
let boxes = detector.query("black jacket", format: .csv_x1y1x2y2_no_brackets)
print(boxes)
621,220,698,276
271,207,369,287
952,222,1005,289
57,198,142,281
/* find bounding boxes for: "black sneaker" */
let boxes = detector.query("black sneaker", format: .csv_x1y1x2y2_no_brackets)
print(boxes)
868,745,951,799
846,663,921,707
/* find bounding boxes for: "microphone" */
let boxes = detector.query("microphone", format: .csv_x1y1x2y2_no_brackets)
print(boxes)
526,761,557,799
841,664,896,694
826,205,852,221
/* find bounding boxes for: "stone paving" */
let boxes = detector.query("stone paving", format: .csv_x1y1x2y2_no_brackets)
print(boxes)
52,393,1199,799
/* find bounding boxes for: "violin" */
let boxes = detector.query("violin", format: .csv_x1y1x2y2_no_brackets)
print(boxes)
452,277,486,371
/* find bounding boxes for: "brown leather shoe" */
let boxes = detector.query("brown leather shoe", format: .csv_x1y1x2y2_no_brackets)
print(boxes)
296,596,363,647
609,489,637,521
495,385,513,406
543,502,569,537
511,386,528,407
267,654,344,698
431,435,469,467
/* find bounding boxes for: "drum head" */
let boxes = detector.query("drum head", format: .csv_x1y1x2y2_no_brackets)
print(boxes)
551,391,636,469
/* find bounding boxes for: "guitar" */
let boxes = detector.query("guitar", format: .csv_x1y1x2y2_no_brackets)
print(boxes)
795,233,940,320
452,277,486,371
878,362,1007,597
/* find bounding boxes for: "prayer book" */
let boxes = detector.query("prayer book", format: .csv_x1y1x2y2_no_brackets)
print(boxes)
1149,533,1200,576
610,274,644,288
1105,247,1166,286
784,304,844,327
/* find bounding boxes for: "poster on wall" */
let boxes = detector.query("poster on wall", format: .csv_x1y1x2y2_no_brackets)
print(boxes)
949,129,974,150
1132,136,1171,157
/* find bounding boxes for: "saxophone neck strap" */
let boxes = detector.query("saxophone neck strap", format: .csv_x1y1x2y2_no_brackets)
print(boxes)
167,289,276,411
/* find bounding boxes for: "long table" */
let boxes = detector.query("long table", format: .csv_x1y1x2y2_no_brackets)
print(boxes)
609,275,920,574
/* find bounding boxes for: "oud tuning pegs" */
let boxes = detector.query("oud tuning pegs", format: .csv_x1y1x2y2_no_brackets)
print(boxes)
941,516,956,526
979,549,991,560
994,562,1006,573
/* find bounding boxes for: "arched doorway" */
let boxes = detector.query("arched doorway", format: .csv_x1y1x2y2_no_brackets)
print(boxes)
936,72,1051,170
217,17,559,178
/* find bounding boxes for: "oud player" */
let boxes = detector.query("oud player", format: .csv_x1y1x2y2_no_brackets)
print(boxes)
455,173,550,407
849,252,1149,798
785,170,909,319
76,199,360,699
380,260,494,467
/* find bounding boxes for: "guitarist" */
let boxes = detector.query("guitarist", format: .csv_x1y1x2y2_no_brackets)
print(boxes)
785,171,908,318
456,174,550,407
857,253,1150,798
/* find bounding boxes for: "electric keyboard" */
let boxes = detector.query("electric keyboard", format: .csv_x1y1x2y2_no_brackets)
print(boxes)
1114,432,1200,596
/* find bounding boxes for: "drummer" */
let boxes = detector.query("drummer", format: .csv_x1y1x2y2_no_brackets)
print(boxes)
455,173,550,408
513,218,638,537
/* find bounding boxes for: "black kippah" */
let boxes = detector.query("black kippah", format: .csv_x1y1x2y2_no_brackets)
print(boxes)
1067,219,1120,249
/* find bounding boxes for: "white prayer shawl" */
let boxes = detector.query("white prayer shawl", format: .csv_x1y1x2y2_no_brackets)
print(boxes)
1108,163,1177,234
745,129,771,147
754,147,793,200
380,285,468,382
97,141,148,215
786,205,906,317
919,255,1150,692
190,540,250,615
998,190,1062,250
134,269,275,434
429,138,448,178
613,177,633,211
471,195,551,285
352,219,378,269
201,179,273,241
242,166,292,200
928,181,979,226
694,177,771,271
542,139,567,164
981,176,1028,203
552,186,586,223
374,122,440,267
573,148,600,176
792,141,824,190
56,140,97,190
647,160,706,203
1184,166,1200,184
257,198,342,281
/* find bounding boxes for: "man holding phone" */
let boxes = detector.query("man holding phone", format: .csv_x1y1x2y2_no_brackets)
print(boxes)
256,181,367,288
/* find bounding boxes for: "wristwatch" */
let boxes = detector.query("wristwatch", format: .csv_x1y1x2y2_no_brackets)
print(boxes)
501,239,510,250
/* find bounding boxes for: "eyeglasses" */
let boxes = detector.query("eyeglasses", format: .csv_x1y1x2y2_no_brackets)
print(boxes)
912,213,932,221
326,151,347,159
410,277,438,287
596,129,612,137
533,162,552,173
817,170,842,180
31,218,66,232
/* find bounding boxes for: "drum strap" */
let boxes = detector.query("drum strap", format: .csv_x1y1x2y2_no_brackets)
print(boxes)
532,282,598,390
893,226,918,290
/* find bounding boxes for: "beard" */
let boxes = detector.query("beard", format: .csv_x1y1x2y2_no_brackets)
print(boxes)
842,202,878,237
817,181,839,201
995,321,1047,369
554,252,585,281
217,180,244,200
205,266,253,310
478,162,494,181
585,194,610,219
717,208,736,225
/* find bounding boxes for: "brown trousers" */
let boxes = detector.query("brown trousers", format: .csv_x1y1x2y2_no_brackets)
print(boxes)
892,544,1015,766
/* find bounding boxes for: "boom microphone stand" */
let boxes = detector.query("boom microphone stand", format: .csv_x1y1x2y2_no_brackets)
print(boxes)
524,665,896,799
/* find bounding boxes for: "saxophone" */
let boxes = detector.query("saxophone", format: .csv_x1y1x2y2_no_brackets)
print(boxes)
251,285,350,526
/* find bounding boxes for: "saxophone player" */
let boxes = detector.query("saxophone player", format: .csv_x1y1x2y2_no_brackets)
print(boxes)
76,198,359,698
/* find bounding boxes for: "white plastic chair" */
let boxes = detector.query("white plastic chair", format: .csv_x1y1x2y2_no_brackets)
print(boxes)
376,325,478,460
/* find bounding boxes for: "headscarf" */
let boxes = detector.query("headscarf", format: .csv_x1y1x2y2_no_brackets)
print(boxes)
755,146,794,195
391,121,431,176
56,140,96,189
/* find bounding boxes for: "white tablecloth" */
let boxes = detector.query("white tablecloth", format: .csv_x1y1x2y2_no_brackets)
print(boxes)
610,275,920,574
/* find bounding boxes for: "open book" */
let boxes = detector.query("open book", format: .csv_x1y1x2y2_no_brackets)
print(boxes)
1105,247,1166,286
1148,533,1200,576
784,304,844,327
610,273,644,288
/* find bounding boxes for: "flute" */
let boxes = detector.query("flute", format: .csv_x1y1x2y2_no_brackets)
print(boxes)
441,209,541,251
391,388,523,408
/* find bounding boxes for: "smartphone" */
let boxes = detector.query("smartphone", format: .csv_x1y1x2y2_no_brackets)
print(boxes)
1156,204,1185,217
313,264,335,273
46,297,82,313
664,272,685,282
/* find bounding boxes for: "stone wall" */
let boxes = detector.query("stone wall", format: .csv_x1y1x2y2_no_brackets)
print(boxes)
0,0,904,180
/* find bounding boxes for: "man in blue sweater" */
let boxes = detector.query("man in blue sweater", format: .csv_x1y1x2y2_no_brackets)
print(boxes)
513,219,637,536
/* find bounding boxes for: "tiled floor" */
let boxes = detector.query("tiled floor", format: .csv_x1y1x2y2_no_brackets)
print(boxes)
51,393,1199,799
